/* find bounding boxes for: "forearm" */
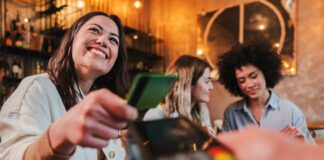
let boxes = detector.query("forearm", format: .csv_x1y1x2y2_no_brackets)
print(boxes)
24,128,71,160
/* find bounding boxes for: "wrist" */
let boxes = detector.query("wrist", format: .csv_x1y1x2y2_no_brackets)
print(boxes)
48,123,76,155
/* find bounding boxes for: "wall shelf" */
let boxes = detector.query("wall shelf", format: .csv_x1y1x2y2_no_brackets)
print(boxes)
1,46,51,60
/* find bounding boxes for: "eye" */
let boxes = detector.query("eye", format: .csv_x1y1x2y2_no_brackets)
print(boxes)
109,37,119,45
250,73,258,79
238,79,245,84
89,27,100,34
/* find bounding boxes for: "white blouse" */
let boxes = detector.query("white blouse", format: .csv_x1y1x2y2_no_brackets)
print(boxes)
0,73,125,160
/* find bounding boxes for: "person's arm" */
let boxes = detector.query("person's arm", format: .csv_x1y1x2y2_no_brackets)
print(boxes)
280,125,305,140
48,89,138,155
217,126,322,160
0,76,56,160
24,88,138,159
24,128,71,160
292,108,316,144
1,85,137,160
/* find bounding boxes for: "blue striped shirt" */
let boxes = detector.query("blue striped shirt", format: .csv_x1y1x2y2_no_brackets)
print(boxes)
222,90,315,144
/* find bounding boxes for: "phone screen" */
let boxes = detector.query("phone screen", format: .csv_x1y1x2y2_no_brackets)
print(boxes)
126,73,177,110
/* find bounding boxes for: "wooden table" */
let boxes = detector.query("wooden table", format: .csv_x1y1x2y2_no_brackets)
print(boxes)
307,121,324,141
307,121,324,130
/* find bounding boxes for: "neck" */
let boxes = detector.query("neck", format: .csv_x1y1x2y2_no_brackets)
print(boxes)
248,90,270,108
78,78,94,95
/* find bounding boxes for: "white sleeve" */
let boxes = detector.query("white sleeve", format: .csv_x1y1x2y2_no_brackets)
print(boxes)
199,104,212,127
0,77,52,160
142,106,166,121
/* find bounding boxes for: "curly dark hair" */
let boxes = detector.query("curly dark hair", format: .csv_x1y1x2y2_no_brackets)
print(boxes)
217,41,283,97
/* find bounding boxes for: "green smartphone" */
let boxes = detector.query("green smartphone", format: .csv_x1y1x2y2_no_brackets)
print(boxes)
126,73,177,111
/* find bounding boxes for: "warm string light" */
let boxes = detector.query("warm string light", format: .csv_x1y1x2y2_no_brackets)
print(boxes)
258,24,266,30
196,49,204,56
23,18,29,23
274,42,280,48
133,34,138,40
76,0,85,9
282,59,296,75
134,0,142,9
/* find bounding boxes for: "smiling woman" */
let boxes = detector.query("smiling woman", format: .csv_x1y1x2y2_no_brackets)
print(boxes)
143,55,215,136
0,12,138,160
71,15,120,93
217,40,314,144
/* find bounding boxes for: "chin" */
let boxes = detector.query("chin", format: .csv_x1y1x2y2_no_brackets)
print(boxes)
248,94,261,100
200,98,209,103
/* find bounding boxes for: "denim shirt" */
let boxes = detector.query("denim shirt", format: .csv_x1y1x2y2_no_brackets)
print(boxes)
222,90,315,144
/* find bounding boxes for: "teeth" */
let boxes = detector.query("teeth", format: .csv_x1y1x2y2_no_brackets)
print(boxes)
91,49,107,59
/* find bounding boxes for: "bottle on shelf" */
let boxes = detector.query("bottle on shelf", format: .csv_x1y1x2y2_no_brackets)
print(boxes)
12,10,24,47
33,60,47,75
11,56,23,80
5,31,13,46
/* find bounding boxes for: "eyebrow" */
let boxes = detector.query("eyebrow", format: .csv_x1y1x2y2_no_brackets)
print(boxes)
248,71,257,76
110,32,119,38
89,23,119,38
90,23,103,30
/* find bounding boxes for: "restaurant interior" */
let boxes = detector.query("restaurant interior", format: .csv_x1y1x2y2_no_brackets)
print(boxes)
0,0,324,158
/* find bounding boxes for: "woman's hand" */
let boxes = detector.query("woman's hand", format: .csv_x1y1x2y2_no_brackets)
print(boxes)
280,125,305,140
48,89,138,155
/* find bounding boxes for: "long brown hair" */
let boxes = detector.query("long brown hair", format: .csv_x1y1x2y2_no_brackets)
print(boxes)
165,55,210,125
48,12,128,110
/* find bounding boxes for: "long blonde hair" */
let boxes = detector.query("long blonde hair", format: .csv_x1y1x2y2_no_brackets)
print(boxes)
164,55,210,125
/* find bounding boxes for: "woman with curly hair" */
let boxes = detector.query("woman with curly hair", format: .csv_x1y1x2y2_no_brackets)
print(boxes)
143,55,215,135
217,41,314,144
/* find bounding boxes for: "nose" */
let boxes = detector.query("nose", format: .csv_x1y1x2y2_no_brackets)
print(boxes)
96,35,108,48
246,80,255,88
209,82,214,90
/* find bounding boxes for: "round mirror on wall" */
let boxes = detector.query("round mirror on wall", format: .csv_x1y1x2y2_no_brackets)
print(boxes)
198,0,297,79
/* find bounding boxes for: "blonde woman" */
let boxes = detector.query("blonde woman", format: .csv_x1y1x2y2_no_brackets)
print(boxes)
143,55,215,134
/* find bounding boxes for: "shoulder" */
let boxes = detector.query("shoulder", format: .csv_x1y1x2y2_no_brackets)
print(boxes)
143,105,166,121
275,94,301,112
270,92,305,118
198,103,212,127
15,73,54,93
199,103,210,115
1,73,56,113
224,99,244,114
